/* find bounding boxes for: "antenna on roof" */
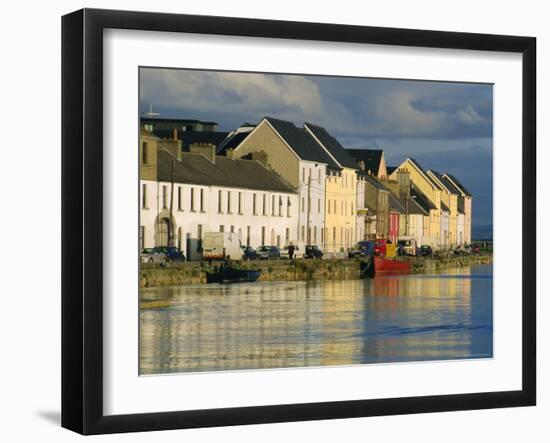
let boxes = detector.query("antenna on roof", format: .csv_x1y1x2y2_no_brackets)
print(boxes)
142,104,160,117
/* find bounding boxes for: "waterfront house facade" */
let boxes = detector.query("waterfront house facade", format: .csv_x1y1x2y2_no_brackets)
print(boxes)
304,122,359,254
139,132,299,260
230,117,337,249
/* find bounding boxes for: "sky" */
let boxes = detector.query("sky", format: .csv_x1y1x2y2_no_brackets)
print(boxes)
140,68,493,237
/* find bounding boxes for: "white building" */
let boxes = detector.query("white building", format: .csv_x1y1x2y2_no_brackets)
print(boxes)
140,140,298,260
229,117,334,249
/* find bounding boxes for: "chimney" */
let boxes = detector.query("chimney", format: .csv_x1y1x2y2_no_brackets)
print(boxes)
189,142,216,163
396,168,411,198
358,160,366,171
172,128,178,141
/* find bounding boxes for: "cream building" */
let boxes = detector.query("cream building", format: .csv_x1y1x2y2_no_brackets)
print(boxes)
230,117,339,249
139,132,299,260
304,122,359,254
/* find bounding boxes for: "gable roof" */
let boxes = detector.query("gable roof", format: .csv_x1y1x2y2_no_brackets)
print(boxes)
407,158,444,191
410,185,437,212
157,150,295,193
264,117,340,170
304,122,358,169
363,173,389,191
444,173,472,197
216,127,254,154
428,170,464,196
389,193,406,213
346,149,384,175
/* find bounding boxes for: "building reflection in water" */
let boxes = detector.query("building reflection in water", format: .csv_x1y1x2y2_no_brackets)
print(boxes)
140,265,492,375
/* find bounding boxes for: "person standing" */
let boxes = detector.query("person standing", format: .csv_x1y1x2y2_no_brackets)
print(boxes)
288,242,295,260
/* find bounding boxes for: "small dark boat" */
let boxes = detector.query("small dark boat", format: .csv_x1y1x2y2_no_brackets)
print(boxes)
205,266,262,284
359,256,375,278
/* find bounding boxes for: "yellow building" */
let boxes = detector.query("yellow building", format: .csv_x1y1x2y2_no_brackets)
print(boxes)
390,158,442,247
428,170,460,247
304,123,359,254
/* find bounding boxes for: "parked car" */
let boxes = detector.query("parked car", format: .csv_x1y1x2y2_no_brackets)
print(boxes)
397,237,417,256
140,248,167,265
152,246,185,261
256,245,281,260
203,232,241,260
420,245,433,257
453,245,466,255
304,245,323,259
241,245,259,261
280,245,303,259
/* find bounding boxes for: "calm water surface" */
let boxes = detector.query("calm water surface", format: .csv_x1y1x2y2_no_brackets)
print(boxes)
140,264,493,374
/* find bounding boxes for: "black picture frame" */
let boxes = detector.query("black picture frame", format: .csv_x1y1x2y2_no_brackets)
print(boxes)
62,8,536,435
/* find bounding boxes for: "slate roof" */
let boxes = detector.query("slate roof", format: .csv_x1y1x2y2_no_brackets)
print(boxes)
410,185,437,212
444,173,472,197
304,122,358,169
346,149,384,175
363,173,389,191
393,195,429,216
387,166,397,176
157,150,296,193
154,130,229,151
389,194,406,213
264,117,340,170
440,201,450,212
216,129,253,154
429,170,462,195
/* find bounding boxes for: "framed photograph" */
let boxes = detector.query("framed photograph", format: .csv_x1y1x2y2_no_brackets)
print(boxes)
61,8,536,435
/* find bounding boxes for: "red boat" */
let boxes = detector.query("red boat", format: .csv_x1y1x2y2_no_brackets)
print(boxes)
374,256,411,275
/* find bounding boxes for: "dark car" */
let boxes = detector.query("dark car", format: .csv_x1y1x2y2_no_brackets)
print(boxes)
152,246,185,261
304,245,323,259
241,245,259,261
420,245,433,257
256,245,281,260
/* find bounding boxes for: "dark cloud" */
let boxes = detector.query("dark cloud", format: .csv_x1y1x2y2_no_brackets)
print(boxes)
140,68,493,233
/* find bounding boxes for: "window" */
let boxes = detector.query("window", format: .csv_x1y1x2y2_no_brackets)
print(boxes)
301,225,305,241
351,203,354,214
302,167,305,182
238,192,243,214
308,197,311,214
253,194,257,215
318,198,321,213
272,195,276,215
162,185,168,209
219,225,224,232
278,196,282,216
139,226,145,250
314,226,317,243
190,188,195,212
246,226,251,246
333,227,336,248
302,197,305,213
321,228,324,244
218,190,223,213
141,183,147,209
177,187,182,211
285,228,290,243
200,189,204,212
227,191,232,213
328,200,331,214
262,194,267,215
334,199,337,215
318,169,321,181
142,142,148,164
287,197,291,217
177,227,182,251
261,226,266,245
231,225,235,233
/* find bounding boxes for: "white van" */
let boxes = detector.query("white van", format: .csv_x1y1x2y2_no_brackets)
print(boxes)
397,236,418,256
202,232,242,260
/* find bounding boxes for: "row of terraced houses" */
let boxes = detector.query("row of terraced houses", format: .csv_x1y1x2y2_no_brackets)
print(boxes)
139,116,472,259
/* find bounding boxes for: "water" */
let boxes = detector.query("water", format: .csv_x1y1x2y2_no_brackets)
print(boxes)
140,264,493,375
